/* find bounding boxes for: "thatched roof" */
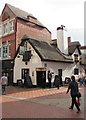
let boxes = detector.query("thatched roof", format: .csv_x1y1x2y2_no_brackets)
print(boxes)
15,35,73,63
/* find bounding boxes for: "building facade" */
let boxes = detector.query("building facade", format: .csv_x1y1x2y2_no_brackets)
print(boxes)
0,4,51,85
0,4,86,87
13,35,85,88
0,3,51,60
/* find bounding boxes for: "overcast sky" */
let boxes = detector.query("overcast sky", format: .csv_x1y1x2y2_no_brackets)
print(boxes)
0,0,84,45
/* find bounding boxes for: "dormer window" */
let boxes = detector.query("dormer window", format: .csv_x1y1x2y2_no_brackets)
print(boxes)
10,21,14,32
74,54,79,63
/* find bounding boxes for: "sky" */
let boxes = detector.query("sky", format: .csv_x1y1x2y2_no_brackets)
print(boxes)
0,0,84,45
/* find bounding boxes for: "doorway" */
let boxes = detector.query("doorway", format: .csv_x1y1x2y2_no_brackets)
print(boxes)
36,71,46,88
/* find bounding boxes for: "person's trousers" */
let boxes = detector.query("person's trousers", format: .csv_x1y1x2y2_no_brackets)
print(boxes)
2,85,6,94
71,96,80,111
48,80,51,88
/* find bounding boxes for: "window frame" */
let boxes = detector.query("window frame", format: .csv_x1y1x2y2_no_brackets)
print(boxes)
3,23,8,34
10,21,14,32
2,42,10,58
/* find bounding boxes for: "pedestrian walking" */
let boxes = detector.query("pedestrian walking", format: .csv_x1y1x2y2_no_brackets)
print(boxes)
47,70,52,88
1,73,8,95
66,75,81,113
79,77,84,86
53,75,60,89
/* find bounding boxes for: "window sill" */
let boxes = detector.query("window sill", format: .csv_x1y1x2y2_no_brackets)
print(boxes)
2,31,15,37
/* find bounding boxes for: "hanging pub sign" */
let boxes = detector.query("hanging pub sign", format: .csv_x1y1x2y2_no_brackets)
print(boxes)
19,46,25,55
22,51,32,61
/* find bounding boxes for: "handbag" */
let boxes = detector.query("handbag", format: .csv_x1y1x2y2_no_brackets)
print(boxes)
76,98,81,106
77,92,81,98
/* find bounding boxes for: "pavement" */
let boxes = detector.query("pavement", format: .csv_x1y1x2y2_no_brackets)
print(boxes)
1,86,85,119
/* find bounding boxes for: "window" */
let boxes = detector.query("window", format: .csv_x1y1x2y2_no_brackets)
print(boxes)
0,48,1,57
10,21,14,31
8,41,11,56
74,68,79,75
2,42,10,58
0,26,2,36
3,23,7,34
58,69,62,76
3,45,8,58
74,54,79,63
22,69,29,79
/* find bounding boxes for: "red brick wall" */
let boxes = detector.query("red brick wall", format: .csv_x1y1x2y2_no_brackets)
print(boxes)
1,33,16,58
2,12,10,21
16,19,51,49
1,18,51,59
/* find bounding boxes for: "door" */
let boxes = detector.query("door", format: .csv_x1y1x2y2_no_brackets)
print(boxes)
36,71,46,88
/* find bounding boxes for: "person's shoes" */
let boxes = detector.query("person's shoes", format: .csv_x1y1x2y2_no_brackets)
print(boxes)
2,93,6,95
69,107,73,109
76,110,81,113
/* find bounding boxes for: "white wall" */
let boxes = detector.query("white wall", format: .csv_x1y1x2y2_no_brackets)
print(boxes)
43,61,74,82
43,61,85,82
14,42,43,85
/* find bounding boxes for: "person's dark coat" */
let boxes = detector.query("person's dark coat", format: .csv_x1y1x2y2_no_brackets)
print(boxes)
24,74,32,88
67,81,79,97
48,72,52,81
53,75,60,88
26,75,33,87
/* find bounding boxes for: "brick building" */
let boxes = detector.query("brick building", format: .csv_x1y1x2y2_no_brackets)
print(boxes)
0,3,51,59
0,3,51,85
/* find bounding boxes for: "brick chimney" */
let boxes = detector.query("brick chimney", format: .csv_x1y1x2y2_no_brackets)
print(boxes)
68,37,71,44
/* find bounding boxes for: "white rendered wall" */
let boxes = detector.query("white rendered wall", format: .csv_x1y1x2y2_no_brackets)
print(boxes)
14,43,43,85
43,61,73,82
43,61,85,82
